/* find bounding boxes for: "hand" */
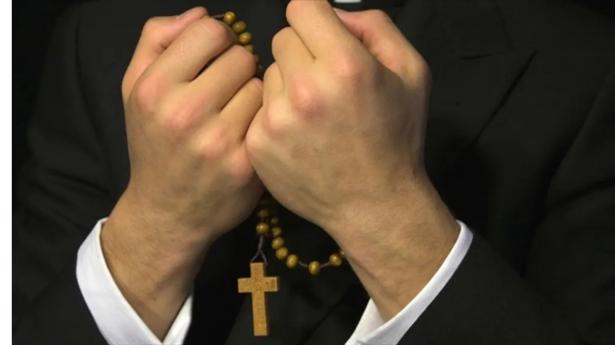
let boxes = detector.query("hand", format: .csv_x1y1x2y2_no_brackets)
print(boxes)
246,2,431,238
119,8,263,246
103,7,263,338
246,1,459,319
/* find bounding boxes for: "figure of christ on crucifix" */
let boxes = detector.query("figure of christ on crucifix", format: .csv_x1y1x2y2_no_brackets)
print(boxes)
237,262,279,336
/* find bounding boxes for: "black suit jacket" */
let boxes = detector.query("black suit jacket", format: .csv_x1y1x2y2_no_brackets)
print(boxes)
13,0,615,344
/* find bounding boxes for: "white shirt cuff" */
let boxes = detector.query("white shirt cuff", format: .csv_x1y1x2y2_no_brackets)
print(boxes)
76,218,193,345
345,221,473,345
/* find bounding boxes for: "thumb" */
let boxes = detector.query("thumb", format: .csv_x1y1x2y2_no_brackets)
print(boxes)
334,9,420,76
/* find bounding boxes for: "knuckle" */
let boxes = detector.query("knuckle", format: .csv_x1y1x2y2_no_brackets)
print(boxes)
198,18,233,49
246,78,264,94
121,75,133,102
271,27,292,54
131,74,166,114
287,77,322,119
243,78,264,102
226,153,256,187
331,54,365,81
197,126,231,160
263,64,278,83
386,59,407,77
229,45,256,72
417,59,432,86
408,57,432,89
141,17,164,38
262,101,291,136
162,103,201,138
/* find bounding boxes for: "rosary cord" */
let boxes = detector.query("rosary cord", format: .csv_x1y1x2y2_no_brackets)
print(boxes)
250,234,269,266
213,11,343,275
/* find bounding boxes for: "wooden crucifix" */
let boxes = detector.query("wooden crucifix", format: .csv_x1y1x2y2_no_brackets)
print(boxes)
237,262,279,336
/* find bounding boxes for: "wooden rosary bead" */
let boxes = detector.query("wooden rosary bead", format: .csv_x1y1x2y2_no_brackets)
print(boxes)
223,11,236,25
329,253,343,267
238,32,252,45
232,21,247,34
275,247,289,260
252,191,344,277
286,255,299,269
308,261,321,275
271,237,285,250
271,226,282,237
256,222,269,235
257,209,270,218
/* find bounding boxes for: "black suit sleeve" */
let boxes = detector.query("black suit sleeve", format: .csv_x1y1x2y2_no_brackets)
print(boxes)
400,64,615,345
14,5,112,345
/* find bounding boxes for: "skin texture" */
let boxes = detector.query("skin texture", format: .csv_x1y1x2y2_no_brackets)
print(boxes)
103,6,264,338
104,0,459,340
245,2,459,320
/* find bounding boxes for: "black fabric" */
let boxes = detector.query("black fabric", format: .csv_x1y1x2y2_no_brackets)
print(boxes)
13,0,615,344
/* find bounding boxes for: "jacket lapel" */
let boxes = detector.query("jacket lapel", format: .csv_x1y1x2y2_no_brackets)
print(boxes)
426,50,535,188
394,0,536,187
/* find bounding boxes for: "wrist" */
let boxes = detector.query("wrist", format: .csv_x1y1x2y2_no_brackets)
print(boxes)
327,176,459,319
119,184,217,253
101,190,210,338
328,172,455,244
103,188,213,277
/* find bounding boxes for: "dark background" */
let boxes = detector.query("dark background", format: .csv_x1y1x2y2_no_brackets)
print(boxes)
13,0,91,205
11,0,615,206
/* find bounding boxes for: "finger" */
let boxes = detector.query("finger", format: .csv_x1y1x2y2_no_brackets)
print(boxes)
150,16,236,83
272,27,314,78
285,0,360,59
334,9,421,75
190,45,257,110
123,7,207,100
263,63,284,100
220,78,263,140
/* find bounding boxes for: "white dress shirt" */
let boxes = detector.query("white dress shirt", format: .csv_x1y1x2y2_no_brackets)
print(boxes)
76,219,472,345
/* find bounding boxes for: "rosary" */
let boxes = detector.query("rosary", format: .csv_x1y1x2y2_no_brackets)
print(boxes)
213,11,346,337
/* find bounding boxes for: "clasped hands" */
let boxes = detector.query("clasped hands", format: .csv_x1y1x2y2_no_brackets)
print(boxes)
105,1,458,333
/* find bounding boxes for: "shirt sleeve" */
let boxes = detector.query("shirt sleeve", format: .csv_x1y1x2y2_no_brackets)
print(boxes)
345,221,474,345
76,218,193,345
